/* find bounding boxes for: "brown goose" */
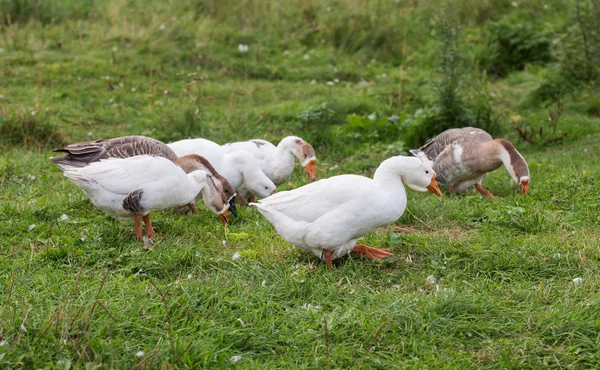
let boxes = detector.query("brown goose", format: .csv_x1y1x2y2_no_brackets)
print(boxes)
410,127,530,198
51,136,238,216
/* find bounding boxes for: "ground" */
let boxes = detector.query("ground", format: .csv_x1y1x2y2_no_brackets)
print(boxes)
1,1,600,368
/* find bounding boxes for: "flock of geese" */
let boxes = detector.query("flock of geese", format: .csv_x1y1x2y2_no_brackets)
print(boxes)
50,127,530,269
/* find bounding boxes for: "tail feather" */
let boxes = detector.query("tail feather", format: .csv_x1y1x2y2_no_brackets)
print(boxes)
409,149,434,167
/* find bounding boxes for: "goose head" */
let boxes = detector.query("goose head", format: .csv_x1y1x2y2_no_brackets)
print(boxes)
495,139,530,195
377,156,442,196
286,137,317,181
228,151,277,199
188,171,229,225
177,154,238,216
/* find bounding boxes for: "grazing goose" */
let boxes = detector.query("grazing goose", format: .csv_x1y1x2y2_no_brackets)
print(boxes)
168,138,276,200
61,155,229,241
251,156,441,269
50,135,238,216
410,127,530,198
223,136,317,184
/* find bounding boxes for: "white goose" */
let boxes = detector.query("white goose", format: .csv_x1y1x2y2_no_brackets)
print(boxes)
168,138,276,199
51,135,238,216
61,155,229,241
251,156,441,269
223,136,317,184
410,127,530,197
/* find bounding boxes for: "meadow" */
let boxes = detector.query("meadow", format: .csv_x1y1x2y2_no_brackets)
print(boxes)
1,0,600,368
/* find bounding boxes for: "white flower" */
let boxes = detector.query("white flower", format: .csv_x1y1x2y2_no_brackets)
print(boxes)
572,277,583,284
194,108,200,115
326,81,334,86
87,131,93,137
159,24,165,31
303,54,310,60
59,214,69,222
222,240,227,246
425,275,436,285
238,44,249,53
543,4,548,9
28,224,36,232
164,90,169,95
131,88,136,92
112,46,118,52
77,76,82,81
232,252,241,260
31,111,36,116
367,112,377,120
511,1,518,6
0,94,3,99
187,274,192,279
333,78,339,83
230,355,242,363
136,351,145,357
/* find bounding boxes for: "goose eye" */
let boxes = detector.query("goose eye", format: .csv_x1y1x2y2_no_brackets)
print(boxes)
425,170,429,174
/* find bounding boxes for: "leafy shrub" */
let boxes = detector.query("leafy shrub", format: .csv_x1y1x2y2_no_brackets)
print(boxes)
403,16,500,148
479,22,553,78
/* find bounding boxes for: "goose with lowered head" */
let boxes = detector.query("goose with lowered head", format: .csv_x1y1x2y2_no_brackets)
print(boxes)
251,156,441,269
223,136,317,184
50,135,238,216
60,155,229,241
168,138,276,200
410,127,530,198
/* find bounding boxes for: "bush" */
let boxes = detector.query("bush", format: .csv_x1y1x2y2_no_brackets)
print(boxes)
403,15,500,148
479,22,553,78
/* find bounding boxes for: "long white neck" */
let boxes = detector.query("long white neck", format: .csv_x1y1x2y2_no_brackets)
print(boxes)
496,145,519,184
269,138,296,184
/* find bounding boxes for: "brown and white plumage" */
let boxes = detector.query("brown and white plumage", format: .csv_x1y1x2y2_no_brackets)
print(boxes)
51,135,238,216
410,127,530,197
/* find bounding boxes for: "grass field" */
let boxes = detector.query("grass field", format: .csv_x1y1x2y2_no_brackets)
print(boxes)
1,0,600,368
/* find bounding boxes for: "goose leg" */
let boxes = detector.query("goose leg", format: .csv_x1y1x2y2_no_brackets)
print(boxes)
352,244,392,260
449,185,457,194
143,214,156,239
187,202,198,214
475,184,500,199
324,250,334,270
132,215,143,241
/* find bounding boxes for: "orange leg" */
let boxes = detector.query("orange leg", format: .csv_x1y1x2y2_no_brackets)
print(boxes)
324,250,334,270
187,202,198,214
247,194,257,204
352,244,392,260
143,214,156,239
449,185,457,194
475,184,500,199
132,215,143,241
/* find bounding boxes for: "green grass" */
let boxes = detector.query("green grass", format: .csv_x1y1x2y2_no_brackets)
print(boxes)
2,0,600,368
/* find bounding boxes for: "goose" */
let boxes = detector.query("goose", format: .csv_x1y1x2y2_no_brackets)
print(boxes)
50,135,238,216
251,156,441,269
223,136,317,184
168,138,276,200
410,127,530,198
60,155,229,241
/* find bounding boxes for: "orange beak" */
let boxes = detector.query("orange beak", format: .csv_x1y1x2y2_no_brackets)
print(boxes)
270,189,277,195
218,209,229,226
427,174,442,197
304,160,316,181
520,179,529,195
